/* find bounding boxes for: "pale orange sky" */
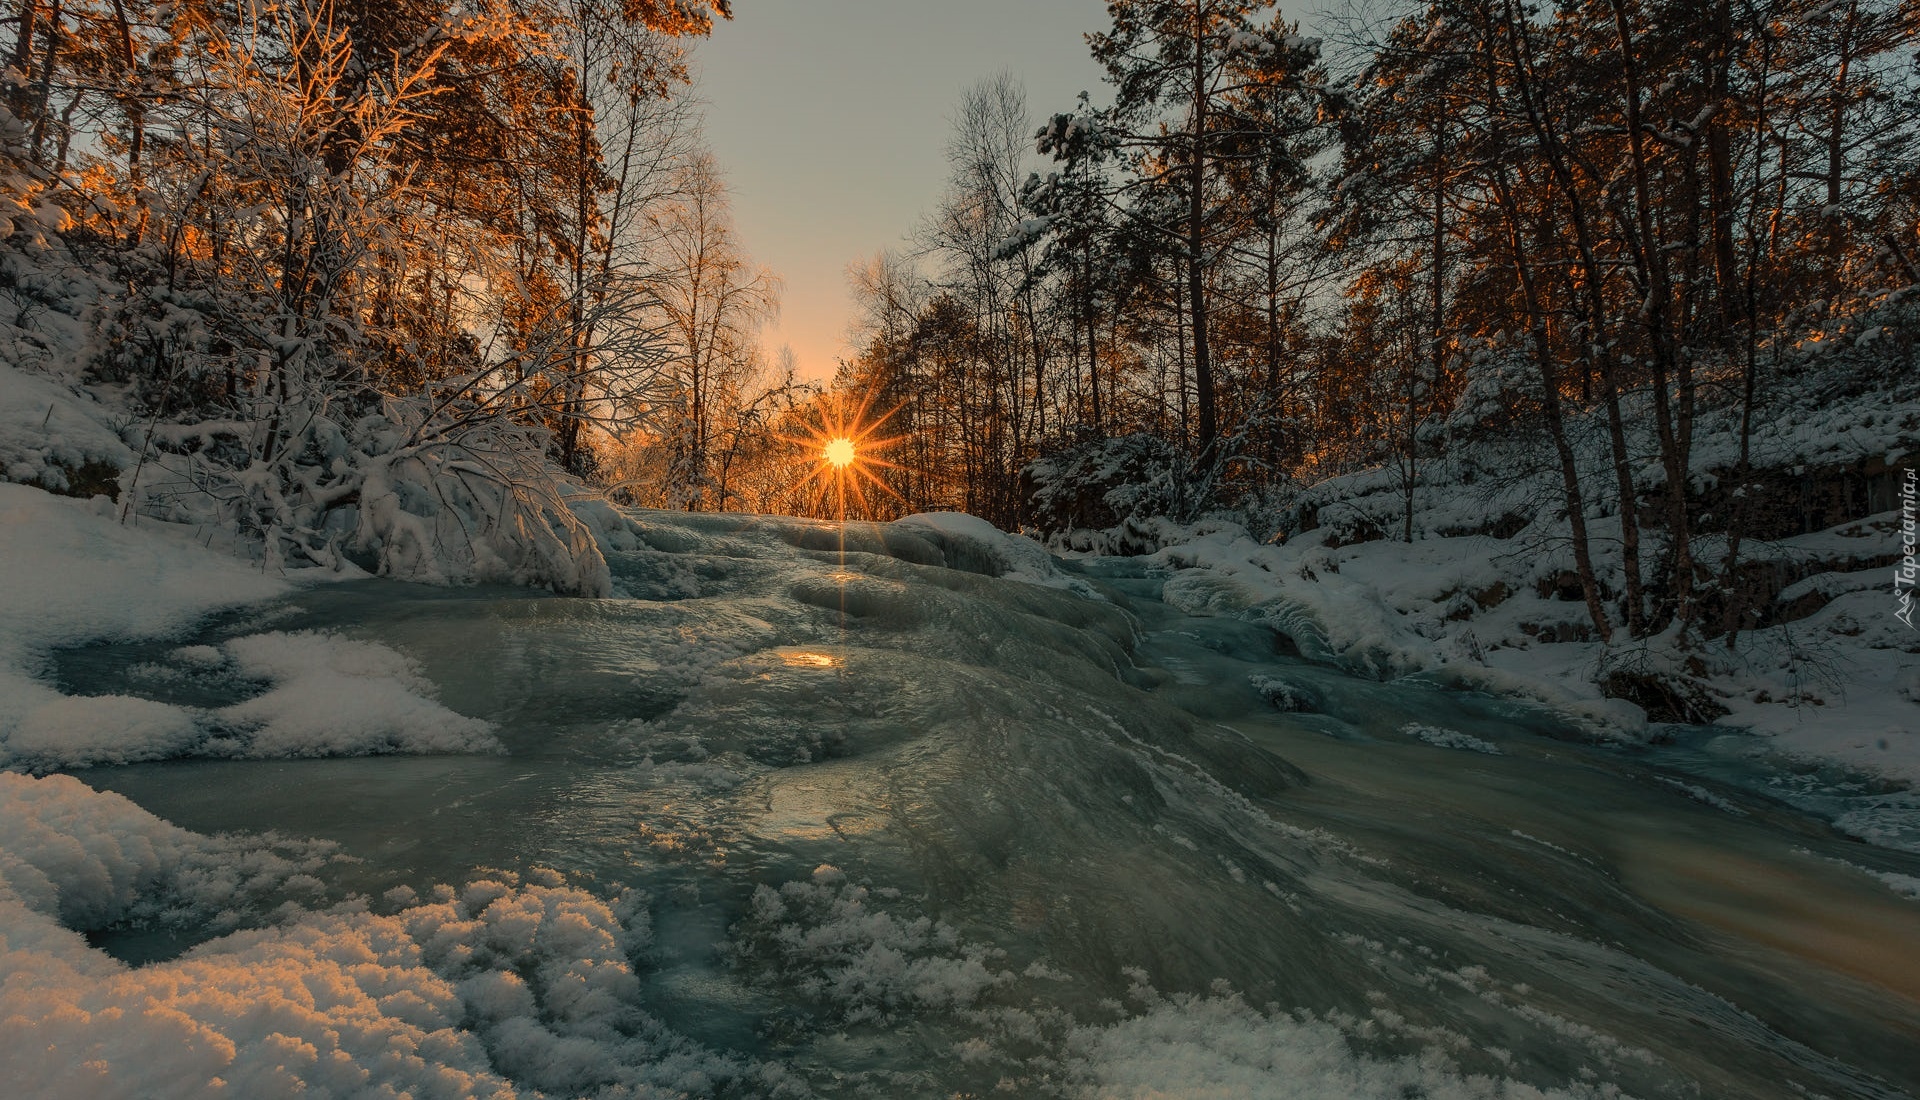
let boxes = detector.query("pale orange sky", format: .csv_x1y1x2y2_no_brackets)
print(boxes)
692,2,1108,384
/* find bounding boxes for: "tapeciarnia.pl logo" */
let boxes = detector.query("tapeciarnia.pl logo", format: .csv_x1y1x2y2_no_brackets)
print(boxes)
1899,467,1917,629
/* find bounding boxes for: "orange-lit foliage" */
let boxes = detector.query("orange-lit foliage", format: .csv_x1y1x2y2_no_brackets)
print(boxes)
826,0,1914,639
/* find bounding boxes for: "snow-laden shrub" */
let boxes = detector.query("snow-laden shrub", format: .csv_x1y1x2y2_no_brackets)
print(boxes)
125,390,613,595
1445,339,1541,441
1024,433,1186,553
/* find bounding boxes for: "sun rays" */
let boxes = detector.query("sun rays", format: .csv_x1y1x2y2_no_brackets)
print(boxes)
784,389,905,519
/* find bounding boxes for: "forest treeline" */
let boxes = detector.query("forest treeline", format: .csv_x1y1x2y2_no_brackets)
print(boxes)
4,0,1916,628
830,0,1918,643
0,0,819,585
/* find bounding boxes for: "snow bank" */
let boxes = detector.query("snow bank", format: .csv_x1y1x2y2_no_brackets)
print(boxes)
0,363,133,495
1142,503,1917,783
1708,581,1920,785
0,773,334,933
0,773,801,1099
0,483,498,770
0,482,284,766
1151,523,1438,680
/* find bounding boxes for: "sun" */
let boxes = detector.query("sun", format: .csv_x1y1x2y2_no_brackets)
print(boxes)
782,389,904,519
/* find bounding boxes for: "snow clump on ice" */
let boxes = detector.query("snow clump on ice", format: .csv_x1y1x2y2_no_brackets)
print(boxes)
0,482,500,769
1404,723,1504,755
1061,985,1622,1100
0,773,803,1099
7,628,502,771
726,864,1011,1025
211,630,500,758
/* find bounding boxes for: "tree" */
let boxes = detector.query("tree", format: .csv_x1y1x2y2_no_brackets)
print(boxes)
643,151,780,509
1084,0,1326,463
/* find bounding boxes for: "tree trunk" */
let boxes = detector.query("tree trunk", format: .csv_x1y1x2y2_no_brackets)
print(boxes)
1499,2,1648,633
1823,0,1860,294
1188,0,1216,463
1706,0,1742,331
8,0,38,134
26,0,61,161
1608,0,1696,631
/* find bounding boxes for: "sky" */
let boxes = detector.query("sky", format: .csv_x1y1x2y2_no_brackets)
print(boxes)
691,1,1110,384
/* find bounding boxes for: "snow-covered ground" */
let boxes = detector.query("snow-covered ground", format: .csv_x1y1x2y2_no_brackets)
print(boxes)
1131,505,1920,787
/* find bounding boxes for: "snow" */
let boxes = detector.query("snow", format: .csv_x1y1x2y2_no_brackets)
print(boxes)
0,363,133,495
1861,867,1920,901
1062,988,1613,1100
0,482,284,768
0,483,498,770
7,694,204,772
214,632,501,758
0,774,801,1099
1405,723,1504,755
0,772,334,932
892,510,1101,598
1652,777,1746,815
726,864,1010,1025
1153,524,1442,681
1250,672,1319,712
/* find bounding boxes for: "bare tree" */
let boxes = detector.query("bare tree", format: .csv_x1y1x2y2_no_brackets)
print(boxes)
642,150,780,509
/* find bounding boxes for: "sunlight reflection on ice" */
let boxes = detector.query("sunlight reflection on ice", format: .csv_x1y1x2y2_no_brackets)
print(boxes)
747,775,883,842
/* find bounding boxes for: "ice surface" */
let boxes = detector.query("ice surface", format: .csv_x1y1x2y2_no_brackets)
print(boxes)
892,510,1103,598
7,504,1919,1098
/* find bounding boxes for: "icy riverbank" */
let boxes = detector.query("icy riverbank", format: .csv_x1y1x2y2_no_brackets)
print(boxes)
1126,513,1920,788
3,484,1919,1097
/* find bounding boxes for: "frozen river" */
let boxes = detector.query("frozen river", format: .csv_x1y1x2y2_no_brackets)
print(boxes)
52,510,1920,1098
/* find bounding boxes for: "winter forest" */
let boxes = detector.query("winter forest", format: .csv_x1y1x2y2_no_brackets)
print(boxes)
2,0,1920,1097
